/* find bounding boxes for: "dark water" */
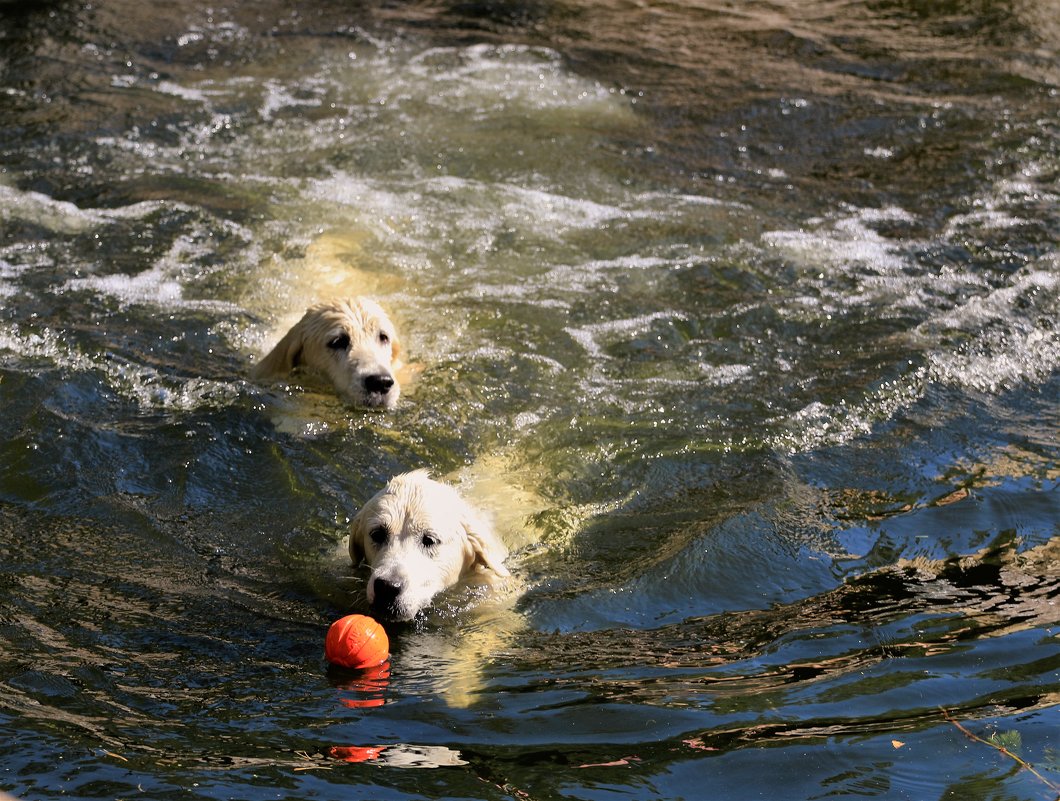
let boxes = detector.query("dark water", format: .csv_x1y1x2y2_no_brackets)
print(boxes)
1,0,1058,798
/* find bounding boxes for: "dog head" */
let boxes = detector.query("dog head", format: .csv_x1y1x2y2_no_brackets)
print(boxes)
252,298,402,409
349,470,510,621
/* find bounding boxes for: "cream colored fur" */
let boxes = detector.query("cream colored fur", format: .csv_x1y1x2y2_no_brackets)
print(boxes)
252,297,403,409
349,470,510,622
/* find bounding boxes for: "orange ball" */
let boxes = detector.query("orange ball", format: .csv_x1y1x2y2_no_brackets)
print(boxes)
328,745,387,763
325,614,389,669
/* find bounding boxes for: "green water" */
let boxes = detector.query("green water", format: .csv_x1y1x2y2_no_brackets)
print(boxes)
1,0,1057,799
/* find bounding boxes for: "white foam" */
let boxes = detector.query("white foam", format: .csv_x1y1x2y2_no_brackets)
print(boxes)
305,173,638,240
928,328,1058,394
765,257,1059,454
642,190,741,208
68,264,185,306
945,209,1025,232
565,312,686,359
64,236,241,313
762,206,913,276
0,183,108,234
404,43,627,116
699,363,754,386
920,264,1059,393
258,78,324,120
945,159,1057,236
154,80,221,104
0,182,192,235
922,268,1057,334
0,258,25,279
766,370,928,454
101,39,634,187
498,183,634,229
464,254,684,306
758,205,1010,328
0,325,241,411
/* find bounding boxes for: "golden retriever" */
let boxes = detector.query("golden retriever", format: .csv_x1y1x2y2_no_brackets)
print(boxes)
251,297,402,409
348,470,511,622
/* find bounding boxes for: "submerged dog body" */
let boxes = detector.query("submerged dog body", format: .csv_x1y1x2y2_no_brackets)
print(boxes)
349,470,510,621
252,298,402,409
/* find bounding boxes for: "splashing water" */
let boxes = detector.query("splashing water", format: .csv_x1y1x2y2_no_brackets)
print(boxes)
0,1,1057,799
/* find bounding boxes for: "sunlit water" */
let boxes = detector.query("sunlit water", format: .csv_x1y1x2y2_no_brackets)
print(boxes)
1,1,1057,799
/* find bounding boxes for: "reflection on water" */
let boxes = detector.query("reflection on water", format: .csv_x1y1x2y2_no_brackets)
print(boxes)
0,0,1058,799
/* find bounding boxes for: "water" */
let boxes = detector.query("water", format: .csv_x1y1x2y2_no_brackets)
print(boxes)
1,0,1057,798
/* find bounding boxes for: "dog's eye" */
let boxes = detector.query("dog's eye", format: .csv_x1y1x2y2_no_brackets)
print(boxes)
421,533,440,549
369,526,388,545
327,332,351,351
378,331,390,345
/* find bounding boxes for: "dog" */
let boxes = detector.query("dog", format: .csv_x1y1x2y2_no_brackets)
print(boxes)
349,470,511,622
251,298,402,409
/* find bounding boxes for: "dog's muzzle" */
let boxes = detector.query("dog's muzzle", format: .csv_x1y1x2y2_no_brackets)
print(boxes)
370,576,407,619
363,373,396,406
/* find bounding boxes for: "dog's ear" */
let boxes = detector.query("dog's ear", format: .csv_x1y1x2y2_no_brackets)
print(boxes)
348,506,368,566
462,505,510,577
251,320,305,380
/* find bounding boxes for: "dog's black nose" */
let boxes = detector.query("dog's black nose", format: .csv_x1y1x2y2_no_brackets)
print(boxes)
364,373,395,395
372,577,402,606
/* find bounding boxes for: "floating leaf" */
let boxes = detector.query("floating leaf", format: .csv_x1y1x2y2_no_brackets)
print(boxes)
576,756,641,768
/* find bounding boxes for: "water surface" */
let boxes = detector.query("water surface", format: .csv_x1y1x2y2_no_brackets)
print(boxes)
0,1,1057,799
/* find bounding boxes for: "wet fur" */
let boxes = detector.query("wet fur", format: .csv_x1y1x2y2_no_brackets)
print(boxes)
252,297,402,409
349,470,510,622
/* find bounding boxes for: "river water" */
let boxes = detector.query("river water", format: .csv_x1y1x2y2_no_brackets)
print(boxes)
1,0,1058,798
